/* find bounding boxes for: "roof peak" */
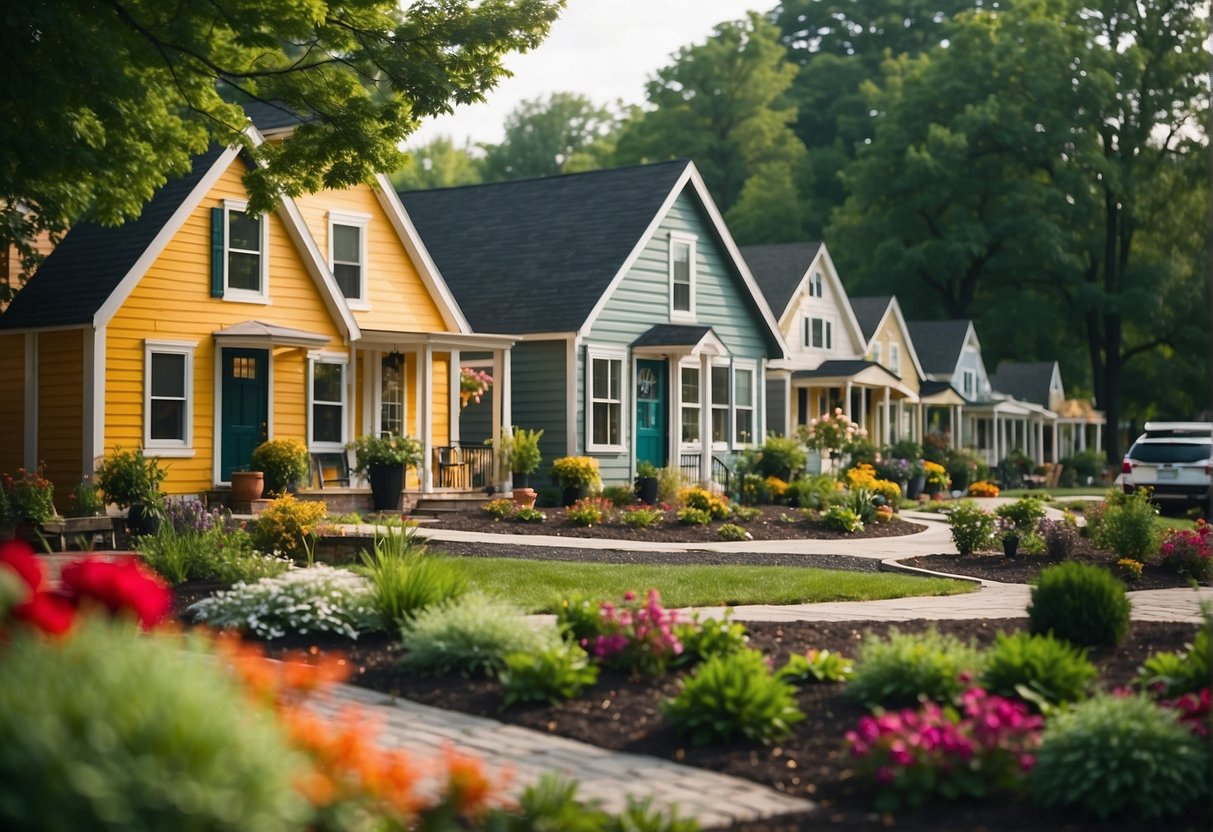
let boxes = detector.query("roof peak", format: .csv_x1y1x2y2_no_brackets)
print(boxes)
397,158,692,196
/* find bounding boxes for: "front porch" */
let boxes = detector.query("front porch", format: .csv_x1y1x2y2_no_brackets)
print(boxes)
786,361,918,445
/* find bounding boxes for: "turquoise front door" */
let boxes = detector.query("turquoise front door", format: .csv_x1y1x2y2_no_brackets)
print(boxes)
220,348,268,481
635,359,667,468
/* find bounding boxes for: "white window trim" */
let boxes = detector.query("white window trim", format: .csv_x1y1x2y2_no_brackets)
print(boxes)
677,358,702,452
307,352,349,452
961,368,977,397
731,360,757,449
585,346,628,453
710,359,731,451
889,343,901,375
143,339,196,456
668,231,697,323
809,271,823,298
373,350,410,438
872,342,882,364
222,198,270,304
328,210,371,310
805,316,833,350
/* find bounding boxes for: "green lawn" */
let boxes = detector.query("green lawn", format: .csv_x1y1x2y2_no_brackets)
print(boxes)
1157,515,1199,532
445,556,976,613
999,487,1110,499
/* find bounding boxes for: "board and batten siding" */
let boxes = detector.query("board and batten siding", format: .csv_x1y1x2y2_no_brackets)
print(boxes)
0,333,25,476
584,189,771,484
106,156,347,495
35,329,84,511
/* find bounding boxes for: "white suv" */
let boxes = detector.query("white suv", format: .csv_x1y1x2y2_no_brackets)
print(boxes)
1122,421,1213,507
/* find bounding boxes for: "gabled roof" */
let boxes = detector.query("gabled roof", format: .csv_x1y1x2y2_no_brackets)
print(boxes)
791,359,887,379
631,324,714,348
0,144,228,330
849,296,893,343
906,320,974,376
739,242,822,320
990,361,1060,407
399,161,786,355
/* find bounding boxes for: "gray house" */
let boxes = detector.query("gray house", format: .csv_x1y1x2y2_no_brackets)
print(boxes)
399,160,787,487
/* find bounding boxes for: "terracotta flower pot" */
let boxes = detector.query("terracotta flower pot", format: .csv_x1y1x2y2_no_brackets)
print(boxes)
230,471,265,502
512,487,537,510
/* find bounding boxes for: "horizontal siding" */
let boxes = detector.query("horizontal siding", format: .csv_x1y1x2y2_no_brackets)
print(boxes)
511,340,568,481
766,377,787,437
0,334,25,475
106,157,347,495
37,329,84,508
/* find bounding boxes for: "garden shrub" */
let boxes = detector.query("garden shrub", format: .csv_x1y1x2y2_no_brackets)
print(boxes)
717,523,750,541
945,452,982,492
511,775,699,832
1062,449,1104,484
3,465,56,525
1028,562,1130,648
979,631,1096,707
499,642,599,708
515,507,546,523
253,495,328,561
1158,519,1211,581
0,619,312,831
1092,488,1160,560
844,487,878,523
138,505,287,587
868,478,903,508
763,476,788,503
844,462,878,490
777,648,854,683
565,497,609,526
621,506,663,528
847,627,984,709
662,648,804,745
996,497,1046,535
1116,557,1144,581
400,593,557,676
600,485,635,507
754,435,807,481
967,480,1000,498
846,689,1043,812
1038,517,1079,560
481,497,515,520
189,565,381,639
580,589,683,677
681,487,729,520
945,500,996,555
730,505,761,523
655,466,685,503
251,438,310,496
357,528,467,630
1134,617,1211,697
68,479,105,517
821,505,863,533
785,474,841,510
672,609,749,666
1029,693,1211,820
676,507,710,526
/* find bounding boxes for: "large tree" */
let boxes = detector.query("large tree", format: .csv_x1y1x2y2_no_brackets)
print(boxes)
1,0,562,297
390,137,483,191
479,92,615,181
830,0,1209,461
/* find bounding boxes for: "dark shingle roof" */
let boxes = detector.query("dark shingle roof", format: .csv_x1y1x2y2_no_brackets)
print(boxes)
990,361,1057,406
849,296,893,342
0,145,228,330
920,380,960,398
242,100,309,132
398,161,691,334
792,359,890,380
739,242,822,319
906,320,972,376
631,324,713,348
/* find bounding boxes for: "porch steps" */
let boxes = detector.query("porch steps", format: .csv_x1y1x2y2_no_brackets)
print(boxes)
411,492,494,519
294,488,373,515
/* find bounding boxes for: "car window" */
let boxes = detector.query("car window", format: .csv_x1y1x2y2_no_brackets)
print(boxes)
1127,443,1211,464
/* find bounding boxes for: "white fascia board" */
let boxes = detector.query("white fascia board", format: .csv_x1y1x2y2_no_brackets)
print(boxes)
888,297,927,381
813,244,866,358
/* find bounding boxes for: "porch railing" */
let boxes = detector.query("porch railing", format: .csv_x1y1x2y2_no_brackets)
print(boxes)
678,454,732,494
431,443,494,490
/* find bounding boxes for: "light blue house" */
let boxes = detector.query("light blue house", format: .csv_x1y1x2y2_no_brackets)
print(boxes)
399,161,788,487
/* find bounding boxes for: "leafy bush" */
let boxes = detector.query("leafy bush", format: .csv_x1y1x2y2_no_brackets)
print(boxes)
600,485,635,507
677,507,710,526
347,433,421,474
681,487,729,520
0,619,310,831
94,447,167,509
399,593,557,676
555,594,604,646
996,497,1046,534
847,627,984,709
357,528,467,630
1029,693,1211,819
967,480,1000,497
662,648,804,745
515,507,546,523
251,438,310,496
730,505,761,523
672,610,749,666
499,642,599,708
655,466,685,503
481,497,515,520
717,523,751,541
754,435,807,481
980,631,1096,707
1092,488,1160,560
846,689,1043,812
821,505,863,533
1038,517,1080,560
67,479,105,517
1158,519,1211,581
3,466,56,525
1117,557,1144,581
868,479,903,508
581,589,683,677
189,565,381,639
622,506,663,528
565,497,609,526
551,456,600,490
1028,562,1130,648
253,495,328,561
1134,618,1211,697
509,775,699,832
785,474,841,510
946,500,996,555
763,476,788,503
844,486,878,523
945,452,982,492
137,505,287,586
777,649,854,683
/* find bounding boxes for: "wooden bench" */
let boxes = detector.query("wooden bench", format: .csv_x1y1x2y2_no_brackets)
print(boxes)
40,516,118,551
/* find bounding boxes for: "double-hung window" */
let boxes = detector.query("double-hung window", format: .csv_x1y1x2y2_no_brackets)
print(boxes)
223,201,267,300
804,317,833,350
809,271,823,298
889,343,901,375
144,341,195,453
328,212,369,306
587,350,624,450
309,356,347,450
871,342,882,364
680,365,700,444
733,365,755,446
961,369,976,397
710,365,730,445
669,233,696,320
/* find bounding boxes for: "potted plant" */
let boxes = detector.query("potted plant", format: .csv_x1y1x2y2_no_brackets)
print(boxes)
499,427,543,509
348,433,421,511
251,438,311,496
635,461,660,505
923,460,951,496
459,367,492,408
997,516,1020,558
551,456,600,507
94,448,167,536
2,466,57,542
229,470,265,502
905,458,927,500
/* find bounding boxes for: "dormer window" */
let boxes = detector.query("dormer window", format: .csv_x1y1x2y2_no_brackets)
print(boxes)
809,271,823,298
669,233,696,320
220,199,268,302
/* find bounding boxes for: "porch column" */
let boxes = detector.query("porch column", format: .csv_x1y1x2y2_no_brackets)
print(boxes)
448,350,461,443
420,345,433,493
1094,422,1102,455
883,387,891,445
1079,424,1087,452
993,413,1001,462
844,381,853,418
700,352,712,484
859,387,868,437
953,405,961,449
491,348,506,487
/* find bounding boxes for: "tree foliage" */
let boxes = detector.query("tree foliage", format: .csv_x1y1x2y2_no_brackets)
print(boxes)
1,0,563,294
391,137,484,192
480,92,616,181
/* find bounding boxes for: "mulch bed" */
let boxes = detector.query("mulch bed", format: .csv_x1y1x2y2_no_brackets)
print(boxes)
431,504,925,543
234,617,1208,832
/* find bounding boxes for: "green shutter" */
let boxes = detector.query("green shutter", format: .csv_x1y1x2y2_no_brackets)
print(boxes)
210,207,224,298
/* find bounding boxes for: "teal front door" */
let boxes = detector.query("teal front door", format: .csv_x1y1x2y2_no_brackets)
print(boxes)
220,348,268,481
635,359,667,468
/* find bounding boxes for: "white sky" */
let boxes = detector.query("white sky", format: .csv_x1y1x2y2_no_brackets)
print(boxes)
408,0,766,150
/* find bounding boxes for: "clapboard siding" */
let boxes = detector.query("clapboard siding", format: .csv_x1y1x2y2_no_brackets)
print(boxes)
511,340,568,476
0,334,25,475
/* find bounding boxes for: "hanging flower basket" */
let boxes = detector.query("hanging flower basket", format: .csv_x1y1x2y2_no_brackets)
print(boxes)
459,368,493,408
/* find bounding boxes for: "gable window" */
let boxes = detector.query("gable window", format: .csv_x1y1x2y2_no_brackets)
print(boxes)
680,365,700,444
309,356,347,450
711,364,730,445
889,343,901,375
871,342,882,364
733,365,755,446
669,233,696,320
329,212,370,305
809,271,823,298
223,200,267,300
587,349,625,451
961,369,976,397
804,317,833,350
144,340,195,452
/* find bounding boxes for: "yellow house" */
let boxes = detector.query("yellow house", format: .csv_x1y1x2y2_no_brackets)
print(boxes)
0,119,513,509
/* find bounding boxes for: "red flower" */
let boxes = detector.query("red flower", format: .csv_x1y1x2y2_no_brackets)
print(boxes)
59,556,171,630
12,591,75,635
0,539,44,593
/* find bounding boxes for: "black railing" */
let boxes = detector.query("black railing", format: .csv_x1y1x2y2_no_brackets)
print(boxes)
432,443,495,490
678,454,731,494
